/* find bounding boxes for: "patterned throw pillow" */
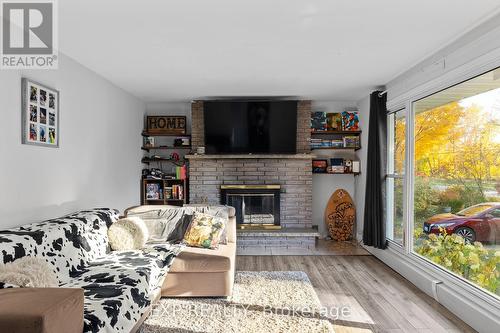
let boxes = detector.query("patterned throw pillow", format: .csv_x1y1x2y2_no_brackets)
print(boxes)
182,212,226,249
183,205,230,244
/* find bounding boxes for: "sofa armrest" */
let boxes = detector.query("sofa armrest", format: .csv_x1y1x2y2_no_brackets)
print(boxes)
227,214,237,244
0,288,84,333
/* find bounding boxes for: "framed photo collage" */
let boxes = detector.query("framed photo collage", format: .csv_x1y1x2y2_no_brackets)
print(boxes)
22,78,60,147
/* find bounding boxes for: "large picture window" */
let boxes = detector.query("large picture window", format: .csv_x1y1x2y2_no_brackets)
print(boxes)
411,68,500,297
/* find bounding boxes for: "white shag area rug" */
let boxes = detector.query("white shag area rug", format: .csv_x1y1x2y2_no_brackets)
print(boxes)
141,271,334,333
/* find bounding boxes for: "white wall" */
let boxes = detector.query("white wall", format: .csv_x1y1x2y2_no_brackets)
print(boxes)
0,54,145,228
354,96,370,241
311,100,358,237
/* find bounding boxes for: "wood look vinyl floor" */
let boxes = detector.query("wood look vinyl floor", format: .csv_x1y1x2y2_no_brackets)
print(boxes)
236,255,477,333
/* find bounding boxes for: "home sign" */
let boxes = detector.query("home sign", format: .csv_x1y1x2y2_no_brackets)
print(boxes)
146,116,186,135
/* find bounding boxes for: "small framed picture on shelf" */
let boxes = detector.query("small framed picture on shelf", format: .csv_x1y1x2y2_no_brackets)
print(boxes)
328,158,345,174
311,112,327,132
146,183,161,200
330,158,344,167
326,112,342,131
174,137,190,147
352,161,361,173
312,159,328,173
144,137,155,147
341,111,360,131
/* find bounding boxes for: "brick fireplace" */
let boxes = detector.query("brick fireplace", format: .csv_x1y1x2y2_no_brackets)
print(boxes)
187,100,317,252
187,156,312,229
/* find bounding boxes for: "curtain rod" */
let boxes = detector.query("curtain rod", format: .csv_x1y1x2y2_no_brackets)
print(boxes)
378,90,388,97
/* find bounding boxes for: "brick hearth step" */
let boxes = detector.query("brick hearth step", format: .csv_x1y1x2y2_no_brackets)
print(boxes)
236,228,319,253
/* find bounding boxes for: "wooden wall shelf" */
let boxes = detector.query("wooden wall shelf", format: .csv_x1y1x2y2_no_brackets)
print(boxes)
311,147,361,151
141,146,192,152
142,131,191,137
313,172,360,176
311,130,361,135
141,178,188,206
141,157,179,164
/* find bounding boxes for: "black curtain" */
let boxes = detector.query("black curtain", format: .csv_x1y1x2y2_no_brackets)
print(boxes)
363,91,387,249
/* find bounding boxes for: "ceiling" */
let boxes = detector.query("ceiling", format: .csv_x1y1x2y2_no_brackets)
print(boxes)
59,0,500,103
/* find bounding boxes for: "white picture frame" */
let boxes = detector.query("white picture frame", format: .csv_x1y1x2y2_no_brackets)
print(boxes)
21,78,60,148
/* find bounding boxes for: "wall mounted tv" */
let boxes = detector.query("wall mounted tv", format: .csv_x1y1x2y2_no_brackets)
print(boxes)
204,100,298,154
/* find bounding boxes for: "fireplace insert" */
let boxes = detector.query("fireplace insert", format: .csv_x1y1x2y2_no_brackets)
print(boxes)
220,185,280,229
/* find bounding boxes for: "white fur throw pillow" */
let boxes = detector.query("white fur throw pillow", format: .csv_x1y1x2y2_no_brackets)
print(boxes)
0,256,58,288
108,216,149,251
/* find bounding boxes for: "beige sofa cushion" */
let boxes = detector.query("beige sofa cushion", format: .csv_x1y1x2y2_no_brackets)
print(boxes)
161,271,234,297
0,288,84,333
170,243,235,273
183,204,236,218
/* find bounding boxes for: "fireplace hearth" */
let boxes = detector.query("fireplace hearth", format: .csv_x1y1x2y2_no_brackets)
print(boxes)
220,185,281,229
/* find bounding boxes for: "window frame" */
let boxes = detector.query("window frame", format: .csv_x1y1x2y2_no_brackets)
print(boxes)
376,49,500,326
397,66,500,303
386,107,407,248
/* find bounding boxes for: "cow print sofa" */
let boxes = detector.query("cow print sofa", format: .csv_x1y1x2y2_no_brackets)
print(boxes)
0,208,183,333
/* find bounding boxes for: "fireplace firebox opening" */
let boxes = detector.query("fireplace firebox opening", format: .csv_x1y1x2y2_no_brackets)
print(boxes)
220,185,281,230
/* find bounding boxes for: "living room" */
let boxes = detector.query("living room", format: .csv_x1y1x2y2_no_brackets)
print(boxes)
0,1,499,333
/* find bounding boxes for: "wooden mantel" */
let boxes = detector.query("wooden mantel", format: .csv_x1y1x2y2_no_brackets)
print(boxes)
185,154,314,159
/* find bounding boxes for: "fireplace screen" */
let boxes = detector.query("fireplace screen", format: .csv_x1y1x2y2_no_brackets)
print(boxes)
220,185,280,228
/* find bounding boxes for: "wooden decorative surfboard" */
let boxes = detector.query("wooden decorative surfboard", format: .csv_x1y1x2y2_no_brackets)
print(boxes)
325,189,356,241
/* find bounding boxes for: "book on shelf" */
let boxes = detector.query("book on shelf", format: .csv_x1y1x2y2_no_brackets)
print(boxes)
343,136,360,148
310,138,344,148
318,159,359,174
175,165,187,180
169,184,184,200
177,185,184,200
164,186,173,199
328,166,345,173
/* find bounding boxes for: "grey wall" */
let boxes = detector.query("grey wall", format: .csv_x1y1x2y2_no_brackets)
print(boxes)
0,54,145,228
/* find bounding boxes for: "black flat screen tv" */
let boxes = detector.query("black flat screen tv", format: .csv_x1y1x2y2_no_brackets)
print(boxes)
204,100,297,154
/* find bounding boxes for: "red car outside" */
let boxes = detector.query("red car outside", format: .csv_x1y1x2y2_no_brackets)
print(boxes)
423,203,500,243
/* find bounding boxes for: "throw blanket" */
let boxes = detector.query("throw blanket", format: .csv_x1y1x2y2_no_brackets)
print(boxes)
0,208,184,333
